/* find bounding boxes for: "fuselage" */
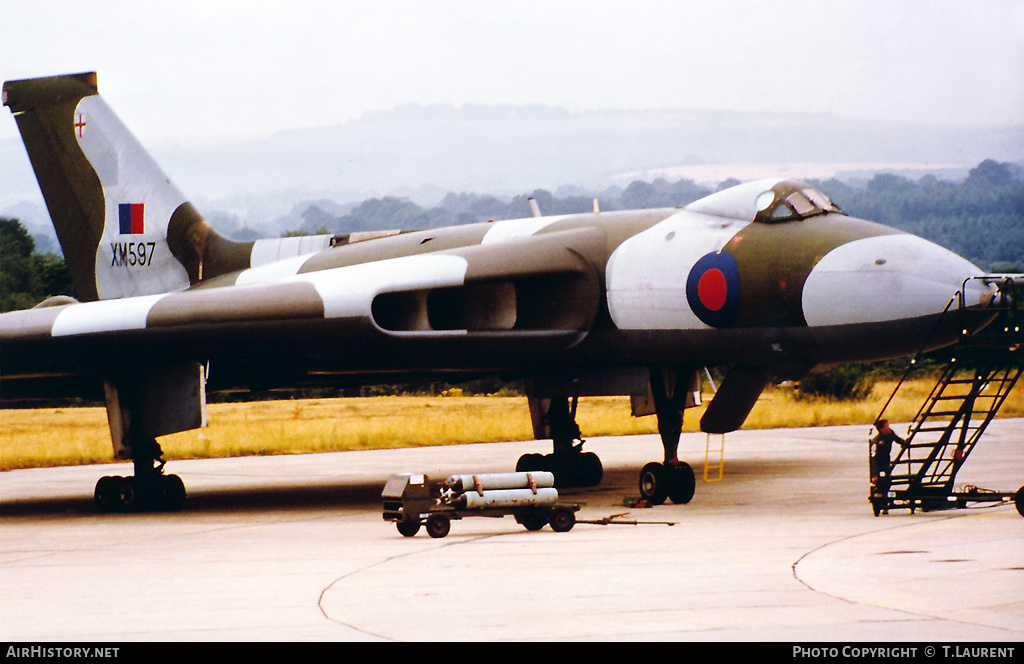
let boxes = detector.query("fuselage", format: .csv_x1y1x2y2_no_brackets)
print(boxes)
0,179,991,398
1,72,992,401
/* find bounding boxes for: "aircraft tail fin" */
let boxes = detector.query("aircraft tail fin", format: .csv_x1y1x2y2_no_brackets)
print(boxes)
3,72,251,301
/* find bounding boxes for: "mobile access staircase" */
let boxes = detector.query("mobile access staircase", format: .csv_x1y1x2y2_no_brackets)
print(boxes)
870,275,1024,517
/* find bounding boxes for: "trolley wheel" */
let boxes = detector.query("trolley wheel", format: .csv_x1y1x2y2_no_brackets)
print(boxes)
549,507,576,533
397,519,421,537
425,514,451,538
1015,485,1024,519
638,462,668,505
516,511,547,532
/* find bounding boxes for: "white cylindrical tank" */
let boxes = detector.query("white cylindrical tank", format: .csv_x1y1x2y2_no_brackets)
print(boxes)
445,472,555,494
454,487,559,509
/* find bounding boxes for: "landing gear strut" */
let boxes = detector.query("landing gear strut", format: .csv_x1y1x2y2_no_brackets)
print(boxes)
94,437,185,512
637,368,696,505
517,395,603,487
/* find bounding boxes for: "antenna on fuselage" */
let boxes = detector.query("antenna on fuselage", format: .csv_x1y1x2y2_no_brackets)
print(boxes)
528,198,542,218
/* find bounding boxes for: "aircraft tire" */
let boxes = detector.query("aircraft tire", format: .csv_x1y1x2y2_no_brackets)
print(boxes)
516,453,545,472
581,452,604,487
517,452,602,487
667,462,695,504
426,514,451,538
1015,485,1024,519
638,462,669,505
117,477,139,512
160,474,187,511
94,476,120,513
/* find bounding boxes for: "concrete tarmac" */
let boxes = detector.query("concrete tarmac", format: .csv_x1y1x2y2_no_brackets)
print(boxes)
2,420,1022,642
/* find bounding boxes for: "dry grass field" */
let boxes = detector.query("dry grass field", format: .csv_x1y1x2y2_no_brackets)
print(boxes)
2,378,1021,470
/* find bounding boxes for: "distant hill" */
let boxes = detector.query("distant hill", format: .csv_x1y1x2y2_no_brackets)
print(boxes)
151,104,1023,198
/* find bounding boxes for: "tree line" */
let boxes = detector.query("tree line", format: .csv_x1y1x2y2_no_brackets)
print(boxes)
0,218,76,312
296,159,1023,270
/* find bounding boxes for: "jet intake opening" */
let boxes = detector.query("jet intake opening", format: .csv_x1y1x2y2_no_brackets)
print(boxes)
427,281,517,331
371,273,597,333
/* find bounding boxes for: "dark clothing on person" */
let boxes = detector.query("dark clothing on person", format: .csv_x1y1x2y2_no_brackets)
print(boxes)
870,425,906,497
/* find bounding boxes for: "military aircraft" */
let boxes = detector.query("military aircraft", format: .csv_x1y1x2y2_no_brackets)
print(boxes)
1,72,998,512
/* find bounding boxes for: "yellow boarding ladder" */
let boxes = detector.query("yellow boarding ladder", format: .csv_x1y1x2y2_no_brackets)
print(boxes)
704,433,725,482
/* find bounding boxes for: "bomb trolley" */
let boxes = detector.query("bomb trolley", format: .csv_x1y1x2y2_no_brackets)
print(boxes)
382,471,580,538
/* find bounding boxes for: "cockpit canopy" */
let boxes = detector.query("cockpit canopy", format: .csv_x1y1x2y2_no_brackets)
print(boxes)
685,179,844,223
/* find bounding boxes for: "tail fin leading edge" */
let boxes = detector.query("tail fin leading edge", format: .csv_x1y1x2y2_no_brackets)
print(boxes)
3,72,250,301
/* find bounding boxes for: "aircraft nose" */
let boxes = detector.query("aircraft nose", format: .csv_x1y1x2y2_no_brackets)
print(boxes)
801,233,992,328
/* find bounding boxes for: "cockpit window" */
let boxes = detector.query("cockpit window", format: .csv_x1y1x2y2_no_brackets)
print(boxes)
786,191,815,215
801,187,836,211
754,182,844,224
683,178,846,223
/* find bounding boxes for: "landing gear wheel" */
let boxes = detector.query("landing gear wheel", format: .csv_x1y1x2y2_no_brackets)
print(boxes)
516,511,548,532
549,507,576,533
425,514,451,538
666,462,695,504
94,476,120,513
1015,485,1024,519
516,451,603,488
580,452,603,487
397,519,421,537
639,462,669,505
516,453,545,472
117,476,139,511
159,474,186,511
93,472,188,513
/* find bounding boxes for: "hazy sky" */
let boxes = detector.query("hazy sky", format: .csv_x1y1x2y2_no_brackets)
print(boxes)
3,0,1023,145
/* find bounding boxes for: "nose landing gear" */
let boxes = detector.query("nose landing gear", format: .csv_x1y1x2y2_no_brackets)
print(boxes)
638,460,696,505
637,367,698,505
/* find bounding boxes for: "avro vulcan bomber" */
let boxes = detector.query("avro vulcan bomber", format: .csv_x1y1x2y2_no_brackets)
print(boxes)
0,73,996,511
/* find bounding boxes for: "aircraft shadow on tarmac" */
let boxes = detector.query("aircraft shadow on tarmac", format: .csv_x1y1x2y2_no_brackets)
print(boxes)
0,456,830,519
0,479,387,518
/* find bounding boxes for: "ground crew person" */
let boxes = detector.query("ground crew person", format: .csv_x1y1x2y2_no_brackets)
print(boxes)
870,419,907,513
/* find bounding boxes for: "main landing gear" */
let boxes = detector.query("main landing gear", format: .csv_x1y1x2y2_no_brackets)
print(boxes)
516,444,604,488
516,396,604,488
94,437,186,512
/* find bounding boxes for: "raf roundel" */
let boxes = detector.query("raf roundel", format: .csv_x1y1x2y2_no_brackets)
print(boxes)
686,251,740,328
